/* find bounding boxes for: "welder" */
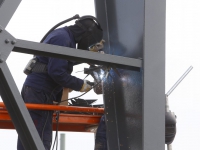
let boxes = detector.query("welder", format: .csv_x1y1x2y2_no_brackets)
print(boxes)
17,15,103,150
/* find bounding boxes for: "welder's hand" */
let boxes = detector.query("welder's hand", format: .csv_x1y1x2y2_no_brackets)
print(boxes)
80,80,92,92
89,40,105,52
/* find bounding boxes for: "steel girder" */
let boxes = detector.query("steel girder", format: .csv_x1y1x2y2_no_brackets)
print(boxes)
0,0,21,27
13,39,142,70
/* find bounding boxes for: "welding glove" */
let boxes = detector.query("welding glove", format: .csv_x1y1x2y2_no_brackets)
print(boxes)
80,80,92,92
89,40,105,52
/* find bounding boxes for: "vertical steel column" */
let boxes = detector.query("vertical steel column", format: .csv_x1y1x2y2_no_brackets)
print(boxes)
143,0,166,149
95,0,165,149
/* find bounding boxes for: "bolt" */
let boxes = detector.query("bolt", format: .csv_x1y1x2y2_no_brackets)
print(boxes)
5,39,10,44
0,26,2,33
0,58,4,63
11,40,16,45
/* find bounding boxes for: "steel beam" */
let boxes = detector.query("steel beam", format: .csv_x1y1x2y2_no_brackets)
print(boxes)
0,62,45,150
13,39,142,71
0,0,21,28
143,0,166,149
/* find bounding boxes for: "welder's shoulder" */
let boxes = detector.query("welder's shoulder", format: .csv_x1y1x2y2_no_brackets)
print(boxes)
50,28,70,40
47,28,71,46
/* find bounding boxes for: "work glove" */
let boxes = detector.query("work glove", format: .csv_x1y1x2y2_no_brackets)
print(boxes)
89,40,105,52
80,80,92,92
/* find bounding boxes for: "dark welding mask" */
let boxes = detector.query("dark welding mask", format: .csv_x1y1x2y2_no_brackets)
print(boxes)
75,16,103,51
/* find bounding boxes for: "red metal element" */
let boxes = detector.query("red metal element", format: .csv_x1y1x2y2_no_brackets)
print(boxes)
0,102,104,132
0,102,104,113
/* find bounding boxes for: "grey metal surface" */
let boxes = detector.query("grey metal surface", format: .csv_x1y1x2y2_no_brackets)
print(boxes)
0,0,5,7
143,0,166,149
13,39,142,70
0,62,45,150
95,0,144,149
95,0,166,149
0,0,21,28
0,27,16,61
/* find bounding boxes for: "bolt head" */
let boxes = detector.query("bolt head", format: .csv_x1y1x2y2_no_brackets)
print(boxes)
5,39,10,44
11,40,16,45
0,26,2,32
0,58,4,63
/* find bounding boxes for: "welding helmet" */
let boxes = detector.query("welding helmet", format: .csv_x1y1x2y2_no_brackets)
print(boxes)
74,16,103,50
41,14,103,51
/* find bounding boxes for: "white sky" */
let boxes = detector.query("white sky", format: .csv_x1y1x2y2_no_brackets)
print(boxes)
0,0,200,150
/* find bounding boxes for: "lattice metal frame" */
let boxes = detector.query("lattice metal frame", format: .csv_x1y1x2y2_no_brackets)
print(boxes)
0,0,165,150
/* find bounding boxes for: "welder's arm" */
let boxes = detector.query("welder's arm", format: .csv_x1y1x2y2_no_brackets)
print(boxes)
48,57,83,91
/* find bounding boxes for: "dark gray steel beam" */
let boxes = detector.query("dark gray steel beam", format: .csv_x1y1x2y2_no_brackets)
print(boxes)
0,0,21,28
13,39,142,70
143,0,166,149
0,62,45,150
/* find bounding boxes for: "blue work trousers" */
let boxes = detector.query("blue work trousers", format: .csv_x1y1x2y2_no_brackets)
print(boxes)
95,115,107,150
17,86,54,150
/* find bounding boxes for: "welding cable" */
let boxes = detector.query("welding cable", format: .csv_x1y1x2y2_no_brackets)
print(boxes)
47,86,61,150
83,74,89,80
58,79,101,104
40,14,80,43
39,85,60,147
51,111,60,150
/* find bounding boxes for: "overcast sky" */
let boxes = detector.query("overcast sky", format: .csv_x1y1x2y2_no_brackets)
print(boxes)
0,0,200,150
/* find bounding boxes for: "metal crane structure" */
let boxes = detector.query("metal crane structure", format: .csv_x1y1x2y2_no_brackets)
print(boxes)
0,0,165,150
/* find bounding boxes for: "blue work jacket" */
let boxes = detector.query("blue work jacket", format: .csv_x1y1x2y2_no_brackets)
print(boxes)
24,27,83,100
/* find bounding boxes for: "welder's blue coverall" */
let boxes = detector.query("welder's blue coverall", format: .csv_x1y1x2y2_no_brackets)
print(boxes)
17,27,83,150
